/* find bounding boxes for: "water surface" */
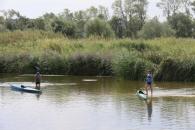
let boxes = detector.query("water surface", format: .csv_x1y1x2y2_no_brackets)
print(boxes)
0,74,195,130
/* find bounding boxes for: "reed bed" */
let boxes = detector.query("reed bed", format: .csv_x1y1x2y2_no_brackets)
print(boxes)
1,30,195,81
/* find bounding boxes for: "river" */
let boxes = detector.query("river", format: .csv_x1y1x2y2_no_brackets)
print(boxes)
0,74,195,130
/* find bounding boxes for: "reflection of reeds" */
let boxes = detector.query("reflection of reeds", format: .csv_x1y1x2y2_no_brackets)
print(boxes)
1,31,195,81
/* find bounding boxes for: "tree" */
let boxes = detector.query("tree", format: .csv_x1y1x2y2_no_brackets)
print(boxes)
192,1,195,14
97,6,109,20
0,9,20,20
126,16,143,38
112,0,127,32
112,0,126,20
133,0,148,28
74,10,88,37
124,0,148,38
112,0,148,38
52,19,65,33
168,13,193,37
86,6,98,19
124,0,136,20
109,16,125,38
5,16,31,31
42,13,57,31
85,18,114,38
157,0,182,18
0,9,22,31
181,0,192,15
0,16,7,32
51,19,76,37
58,9,74,21
33,18,46,30
138,17,175,39
62,21,76,37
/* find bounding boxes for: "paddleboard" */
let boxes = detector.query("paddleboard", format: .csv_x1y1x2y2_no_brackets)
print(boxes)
136,90,148,100
11,84,42,93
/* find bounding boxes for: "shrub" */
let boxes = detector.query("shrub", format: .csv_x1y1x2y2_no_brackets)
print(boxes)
138,17,175,39
67,53,112,76
85,18,114,38
112,50,154,80
168,13,194,37
154,57,195,81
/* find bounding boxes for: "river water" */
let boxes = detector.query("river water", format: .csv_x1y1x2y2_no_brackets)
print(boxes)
0,74,195,130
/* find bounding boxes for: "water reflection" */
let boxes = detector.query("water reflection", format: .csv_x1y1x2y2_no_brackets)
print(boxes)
0,74,195,130
146,98,153,121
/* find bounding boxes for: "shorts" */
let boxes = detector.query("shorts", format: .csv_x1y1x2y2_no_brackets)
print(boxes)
147,82,152,85
36,82,40,84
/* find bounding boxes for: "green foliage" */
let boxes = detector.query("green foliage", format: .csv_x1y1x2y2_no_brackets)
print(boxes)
109,16,125,38
112,0,148,38
1,53,36,73
138,17,175,39
114,41,153,52
39,51,68,74
63,21,76,37
126,16,142,38
67,53,112,76
168,13,194,37
113,50,154,80
155,57,195,81
42,12,57,31
1,3,195,39
144,51,165,65
33,18,45,30
85,18,114,38
51,20,76,37
1,31,195,81
52,20,65,33
0,30,63,44
0,16,7,32
74,11,87,37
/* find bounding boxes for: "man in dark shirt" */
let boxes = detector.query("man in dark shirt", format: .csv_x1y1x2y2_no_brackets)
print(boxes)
35,72,41,90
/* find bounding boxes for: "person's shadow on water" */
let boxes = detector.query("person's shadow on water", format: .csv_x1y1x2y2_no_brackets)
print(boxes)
146,97,153,121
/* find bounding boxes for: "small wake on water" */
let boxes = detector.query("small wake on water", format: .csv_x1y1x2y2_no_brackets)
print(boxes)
153,88,195,97
0,82,77,88
82,79,98,82
19,74,65,77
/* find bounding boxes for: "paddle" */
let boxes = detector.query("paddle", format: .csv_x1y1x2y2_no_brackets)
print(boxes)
34,66,40,72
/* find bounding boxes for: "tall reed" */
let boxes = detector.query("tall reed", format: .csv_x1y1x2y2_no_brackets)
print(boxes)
1,30,195,81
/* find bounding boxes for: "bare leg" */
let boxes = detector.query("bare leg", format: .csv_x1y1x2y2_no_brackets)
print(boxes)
145,84,148,95
35,83,40,89
37,83,40,90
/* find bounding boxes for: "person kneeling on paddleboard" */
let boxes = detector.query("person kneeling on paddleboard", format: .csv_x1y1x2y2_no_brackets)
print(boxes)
35,72,41,90
145,70,153,96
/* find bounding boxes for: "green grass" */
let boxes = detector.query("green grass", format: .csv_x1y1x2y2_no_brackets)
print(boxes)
1,30,195,81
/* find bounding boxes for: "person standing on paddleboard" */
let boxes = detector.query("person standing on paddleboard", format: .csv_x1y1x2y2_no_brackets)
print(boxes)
35,72,41,90
145,70,153,95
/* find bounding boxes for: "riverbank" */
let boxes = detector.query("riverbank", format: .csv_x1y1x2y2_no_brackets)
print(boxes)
0,30,195,81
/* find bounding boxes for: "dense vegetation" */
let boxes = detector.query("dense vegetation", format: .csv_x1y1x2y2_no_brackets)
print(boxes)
0,30,195,81
1,0,195,81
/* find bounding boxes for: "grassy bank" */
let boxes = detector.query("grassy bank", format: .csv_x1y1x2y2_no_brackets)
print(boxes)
0,30,195,81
